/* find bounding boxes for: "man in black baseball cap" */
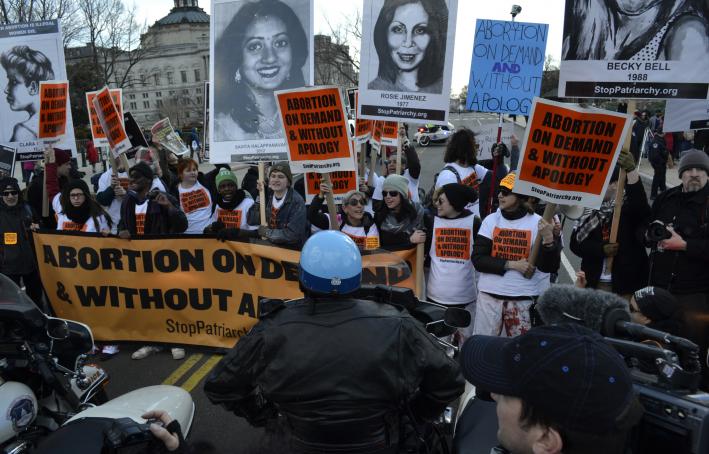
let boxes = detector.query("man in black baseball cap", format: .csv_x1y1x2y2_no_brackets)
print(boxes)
460,324,643,454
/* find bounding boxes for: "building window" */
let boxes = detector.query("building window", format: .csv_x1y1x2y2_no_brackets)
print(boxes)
129,94,136,100
156,99,163,108
155,91,162,97
169,90,175,96
143,101,150,109
186,111,191,118
167,72,174,84
181,71,187,83
142,93,149,99
194,69,201,82
196,97,203,104
154,74,160,85
140,74,146,85
182,98,190,106
130,102,137,110
182,88,189,95
196,87,202,94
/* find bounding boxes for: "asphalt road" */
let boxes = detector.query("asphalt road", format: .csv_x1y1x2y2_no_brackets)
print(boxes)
90,111,667,452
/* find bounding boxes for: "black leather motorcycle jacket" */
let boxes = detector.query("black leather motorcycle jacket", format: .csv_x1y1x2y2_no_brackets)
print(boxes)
204,296,464,452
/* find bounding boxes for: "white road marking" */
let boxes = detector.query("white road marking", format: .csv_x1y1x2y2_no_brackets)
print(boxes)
561,250,577,283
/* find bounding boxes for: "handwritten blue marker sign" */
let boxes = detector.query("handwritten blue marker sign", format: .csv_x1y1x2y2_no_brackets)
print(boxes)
466,19,548,116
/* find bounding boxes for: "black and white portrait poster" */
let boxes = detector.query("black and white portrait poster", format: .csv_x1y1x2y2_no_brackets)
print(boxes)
358,0,459,125
559,0,709,99
663,99,709,132
0,20,77,157
210,0,314,163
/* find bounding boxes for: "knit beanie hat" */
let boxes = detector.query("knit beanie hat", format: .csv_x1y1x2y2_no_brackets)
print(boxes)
54,148,72,166
633,286,677,321
382,174,410,200
442,183,477,212
0,177,20,192
215,168,238,188
269,162,293,184
678,150,709,177
130,161,154,181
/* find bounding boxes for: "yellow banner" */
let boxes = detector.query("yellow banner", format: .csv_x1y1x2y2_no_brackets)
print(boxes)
34,233,417,348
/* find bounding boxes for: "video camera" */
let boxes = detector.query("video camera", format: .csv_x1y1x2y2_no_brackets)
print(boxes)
646,220,673,242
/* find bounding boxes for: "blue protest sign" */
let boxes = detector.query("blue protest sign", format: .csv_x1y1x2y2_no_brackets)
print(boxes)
466,19,548,116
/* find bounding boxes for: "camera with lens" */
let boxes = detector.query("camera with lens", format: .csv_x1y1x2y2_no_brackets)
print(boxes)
646,220,672,242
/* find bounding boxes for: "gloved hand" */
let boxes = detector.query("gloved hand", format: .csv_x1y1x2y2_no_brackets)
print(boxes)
257,225,269,238
617,149,636,172
216,228,240,242
492,142,510,158
603,242,619,257
206,221,225,234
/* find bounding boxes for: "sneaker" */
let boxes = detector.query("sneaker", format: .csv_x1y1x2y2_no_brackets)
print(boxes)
171,348,185,360
101,345,119,355
131,346,161,360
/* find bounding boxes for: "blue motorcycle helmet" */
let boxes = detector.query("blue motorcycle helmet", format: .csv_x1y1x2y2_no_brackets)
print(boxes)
299,231,362,295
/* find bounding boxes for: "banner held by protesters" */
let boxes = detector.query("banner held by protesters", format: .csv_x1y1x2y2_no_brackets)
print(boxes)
358,0,459,124
276,86,354,174
92,86,131,158
34,232,419,349
466,19,548,116
38,81,69,141
514,98,631,209
87,89,123,147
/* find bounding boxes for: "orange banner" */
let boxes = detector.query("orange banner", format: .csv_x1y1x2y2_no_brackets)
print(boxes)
381,121,399,146
277,86,354,174
92,86,131,157
515,98,630,208
38,81,68,140
34,233,418,348
86,89,122,146
491,227,532,261
304,171,359,204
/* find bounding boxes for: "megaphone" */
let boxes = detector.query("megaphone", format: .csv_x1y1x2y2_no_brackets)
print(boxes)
558,204,585,220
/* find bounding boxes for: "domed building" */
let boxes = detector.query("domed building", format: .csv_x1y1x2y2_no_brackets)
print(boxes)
116,0,210,131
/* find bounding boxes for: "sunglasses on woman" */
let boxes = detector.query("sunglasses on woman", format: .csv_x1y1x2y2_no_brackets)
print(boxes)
2,190,18,196
346,198,365,207
383,191,401,198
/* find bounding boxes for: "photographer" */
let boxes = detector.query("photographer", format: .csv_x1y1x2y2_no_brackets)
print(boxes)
460,324,644,454
647,149,709,388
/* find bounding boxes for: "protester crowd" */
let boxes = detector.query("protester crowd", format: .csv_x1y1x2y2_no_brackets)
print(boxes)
3,115,709,452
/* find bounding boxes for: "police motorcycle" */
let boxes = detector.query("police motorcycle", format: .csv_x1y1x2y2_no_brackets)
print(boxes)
0,274,194,453
414,122,456,147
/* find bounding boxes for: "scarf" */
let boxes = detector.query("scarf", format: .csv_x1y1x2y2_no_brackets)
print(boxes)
574,199,616,243
216,189,246,211
63,200,92,225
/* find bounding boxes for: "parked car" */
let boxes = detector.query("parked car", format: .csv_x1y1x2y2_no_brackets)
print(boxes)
414,122,456,147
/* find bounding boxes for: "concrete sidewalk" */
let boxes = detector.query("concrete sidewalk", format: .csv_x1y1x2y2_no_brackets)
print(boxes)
637,158,681,188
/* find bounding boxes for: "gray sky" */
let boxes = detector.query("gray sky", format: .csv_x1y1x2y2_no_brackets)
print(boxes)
136,0,566,93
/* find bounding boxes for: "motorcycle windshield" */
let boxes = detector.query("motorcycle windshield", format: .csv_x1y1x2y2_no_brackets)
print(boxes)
0,273,37,309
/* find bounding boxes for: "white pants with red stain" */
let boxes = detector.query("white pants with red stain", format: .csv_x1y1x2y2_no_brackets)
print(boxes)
472,291,533,338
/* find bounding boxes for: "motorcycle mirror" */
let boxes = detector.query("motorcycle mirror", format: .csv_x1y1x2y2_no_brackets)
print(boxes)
46,318,70,340
444,308,471,328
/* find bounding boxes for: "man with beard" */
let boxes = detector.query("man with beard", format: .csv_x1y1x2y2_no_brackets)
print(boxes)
647,149,709,389
117,162,187,238
203,168,258,237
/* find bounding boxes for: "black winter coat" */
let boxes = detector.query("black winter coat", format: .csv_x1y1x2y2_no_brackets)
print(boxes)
204,297,464,451
648,183,709,294
570,180,651,294
117,192,187,236
0,201,37,275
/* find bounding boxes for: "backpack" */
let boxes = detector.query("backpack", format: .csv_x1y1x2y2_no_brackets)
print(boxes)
423,165,461,210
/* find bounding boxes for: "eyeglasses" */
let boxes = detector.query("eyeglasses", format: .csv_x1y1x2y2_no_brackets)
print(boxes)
346,198,365,207
383,191,400,197
2,190,18,196
69,192,86,199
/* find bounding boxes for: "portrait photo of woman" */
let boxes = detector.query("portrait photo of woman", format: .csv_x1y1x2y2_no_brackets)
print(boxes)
0,45,55,142
562,0,709,61
213,0,310,142
367,0,448,94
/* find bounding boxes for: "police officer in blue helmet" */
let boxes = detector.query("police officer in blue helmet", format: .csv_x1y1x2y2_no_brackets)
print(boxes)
205,231,464,453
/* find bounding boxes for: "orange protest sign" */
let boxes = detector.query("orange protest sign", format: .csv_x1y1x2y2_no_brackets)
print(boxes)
34,232,418,348
92,86,132,158
353,90,372,143
372,120,383,145
434,227,471,260
515,98,631,209
304,170,359,204
491,227,532,261
381,121,399,146
276,86,354,174
86,89,122,146
38,81,68,140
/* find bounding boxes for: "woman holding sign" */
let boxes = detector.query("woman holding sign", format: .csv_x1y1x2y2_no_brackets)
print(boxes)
368,0,448,93
213,0,308,140
424,183,479,337
471,173,560,337
308,185,381,250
